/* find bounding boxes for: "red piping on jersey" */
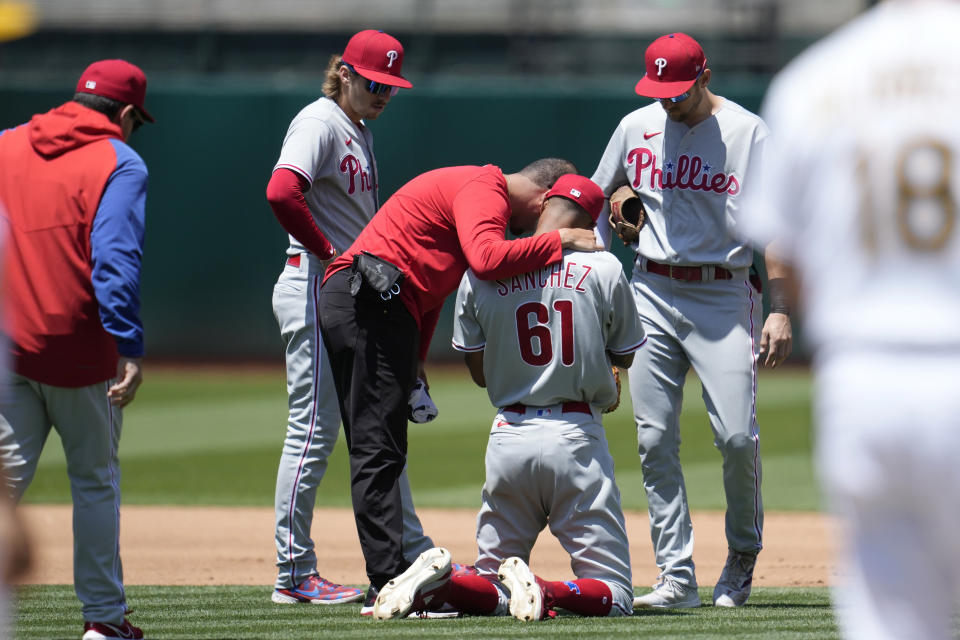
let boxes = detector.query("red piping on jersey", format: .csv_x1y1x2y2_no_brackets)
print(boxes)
745,279,762,543
283,273,325,581
451,341,485,352
609,335,647,355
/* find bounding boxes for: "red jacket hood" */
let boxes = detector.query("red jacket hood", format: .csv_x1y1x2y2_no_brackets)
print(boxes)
28,101,124,158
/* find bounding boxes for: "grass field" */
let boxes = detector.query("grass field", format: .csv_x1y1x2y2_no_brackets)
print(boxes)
14,364,829,639
23,363,819,511
14,585,838,639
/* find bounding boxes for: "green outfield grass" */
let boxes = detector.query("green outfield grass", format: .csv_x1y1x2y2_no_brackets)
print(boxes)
22,364,819,511
14,365,828,639
13,585,838,640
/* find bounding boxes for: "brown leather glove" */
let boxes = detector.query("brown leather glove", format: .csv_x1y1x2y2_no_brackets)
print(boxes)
609,185,645,245
604,366,622,414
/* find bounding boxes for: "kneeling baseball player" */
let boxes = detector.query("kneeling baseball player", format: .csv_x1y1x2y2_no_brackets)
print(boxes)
369,175,646,621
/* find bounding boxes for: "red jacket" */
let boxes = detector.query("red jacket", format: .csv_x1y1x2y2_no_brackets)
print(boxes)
326,165,563,359
0,101,146,387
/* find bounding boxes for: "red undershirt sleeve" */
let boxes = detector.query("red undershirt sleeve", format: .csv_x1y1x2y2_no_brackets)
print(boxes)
265,167,335,259
452,177,563,280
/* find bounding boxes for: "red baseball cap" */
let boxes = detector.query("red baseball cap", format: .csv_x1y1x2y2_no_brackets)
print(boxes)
76,59,155,122
546,174,604,223
634,33,706,99
342,29,412,89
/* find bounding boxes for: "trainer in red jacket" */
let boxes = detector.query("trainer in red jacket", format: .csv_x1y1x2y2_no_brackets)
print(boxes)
317,160,604,599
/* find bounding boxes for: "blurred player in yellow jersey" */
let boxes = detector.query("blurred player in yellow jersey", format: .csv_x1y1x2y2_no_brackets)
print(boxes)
739,1,960,638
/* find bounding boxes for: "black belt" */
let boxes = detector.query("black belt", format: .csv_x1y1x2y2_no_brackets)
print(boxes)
502,402,592,416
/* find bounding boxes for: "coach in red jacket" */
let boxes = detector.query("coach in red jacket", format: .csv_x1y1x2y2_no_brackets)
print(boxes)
0,59,153,640
318,160,603,607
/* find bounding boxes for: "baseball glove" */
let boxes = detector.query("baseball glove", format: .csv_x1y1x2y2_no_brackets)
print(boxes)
604,366,622,414
609,185,645,245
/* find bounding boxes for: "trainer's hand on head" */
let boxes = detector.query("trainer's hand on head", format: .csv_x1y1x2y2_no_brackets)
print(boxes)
108,357,143,407
558,228,604,252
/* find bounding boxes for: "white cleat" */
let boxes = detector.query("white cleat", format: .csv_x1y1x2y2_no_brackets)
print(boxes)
372,547,452,620
633,576,701,609
498,557,545,622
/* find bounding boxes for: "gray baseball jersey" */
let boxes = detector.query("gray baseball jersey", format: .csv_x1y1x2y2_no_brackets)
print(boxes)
272,96,432,593
452,251,645,407
452,249,645,616
274,96,380,255
592,99,767,268
590,98,767,589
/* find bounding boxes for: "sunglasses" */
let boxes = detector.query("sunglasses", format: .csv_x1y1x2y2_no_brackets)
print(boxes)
342,62,400,97
663,67,706,103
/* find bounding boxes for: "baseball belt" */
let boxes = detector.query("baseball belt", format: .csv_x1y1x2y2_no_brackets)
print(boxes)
502,402,592,416
643,259,732,282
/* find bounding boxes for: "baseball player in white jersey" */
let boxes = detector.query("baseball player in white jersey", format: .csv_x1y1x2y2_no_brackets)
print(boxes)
369,175,646,621
266,30,436,607
739,1,960,637
591,32,794,609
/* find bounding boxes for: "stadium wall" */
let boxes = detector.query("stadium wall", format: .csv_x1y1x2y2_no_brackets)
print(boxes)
0,76,773,361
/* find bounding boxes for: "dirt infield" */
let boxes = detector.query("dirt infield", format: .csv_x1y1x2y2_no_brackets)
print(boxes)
15,505,838,588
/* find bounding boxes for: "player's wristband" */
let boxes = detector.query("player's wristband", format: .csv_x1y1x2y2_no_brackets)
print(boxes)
768,277,791,316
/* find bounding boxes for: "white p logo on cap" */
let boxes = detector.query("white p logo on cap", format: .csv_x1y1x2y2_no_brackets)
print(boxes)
85,80,97,89
655,57,667,76
386,50,398,68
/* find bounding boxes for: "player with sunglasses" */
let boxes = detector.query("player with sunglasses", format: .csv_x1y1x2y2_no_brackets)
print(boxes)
590,32,794,610
341,62,400,97
265,30,448,614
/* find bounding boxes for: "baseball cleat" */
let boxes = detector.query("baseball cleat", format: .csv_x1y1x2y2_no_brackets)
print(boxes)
713,549,757,607
633,576,701,609
364,584,458,618
451,562,478,578
271,575,364,604
359,584,378,616
405,601,461,619
363,584,459,619
372,547,452,620
498,557,547,622
82,618,144,640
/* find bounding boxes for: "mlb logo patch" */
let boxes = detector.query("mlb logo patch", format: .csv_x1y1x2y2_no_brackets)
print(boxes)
85,80,97,90
569,188,582,198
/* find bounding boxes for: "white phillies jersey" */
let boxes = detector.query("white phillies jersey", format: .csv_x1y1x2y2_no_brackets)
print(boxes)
452,250,646,409
739,0,960,350
274,96,379,255
592,99,767,269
